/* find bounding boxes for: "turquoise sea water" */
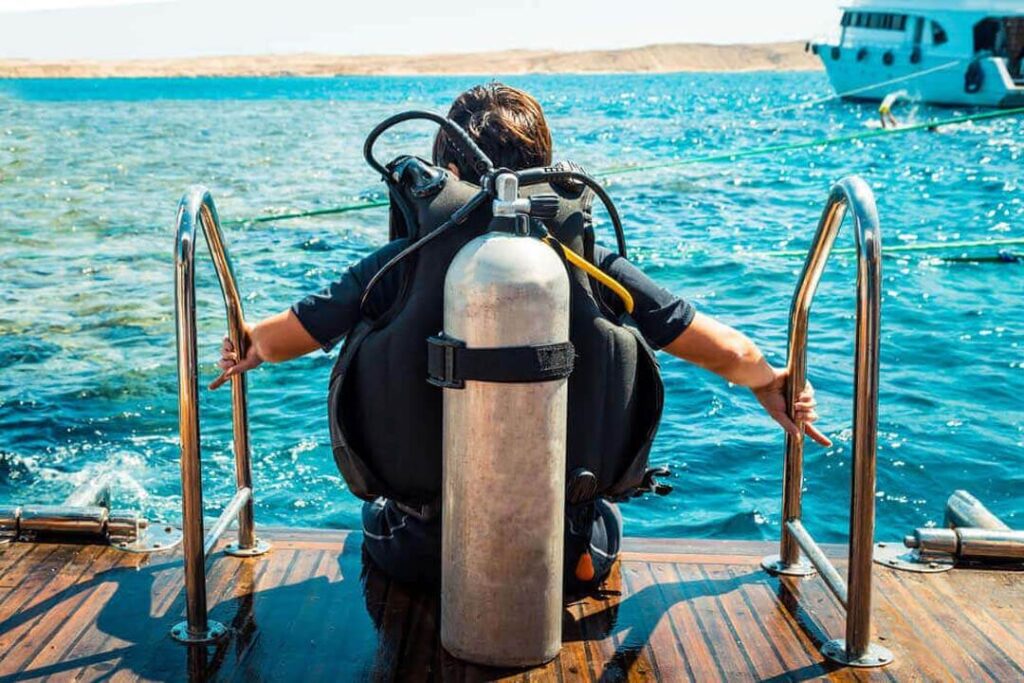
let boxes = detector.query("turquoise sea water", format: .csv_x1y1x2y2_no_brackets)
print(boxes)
1,74,1021,544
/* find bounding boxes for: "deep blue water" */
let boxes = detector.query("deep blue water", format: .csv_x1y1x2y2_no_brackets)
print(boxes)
1,74,1021,544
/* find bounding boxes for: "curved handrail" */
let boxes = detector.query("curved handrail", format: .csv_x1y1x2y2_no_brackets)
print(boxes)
765,176,888,667
173,186,265,643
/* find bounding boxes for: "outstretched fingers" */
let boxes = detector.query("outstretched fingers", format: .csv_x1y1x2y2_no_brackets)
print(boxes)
803,423,833,448
208,368,234,391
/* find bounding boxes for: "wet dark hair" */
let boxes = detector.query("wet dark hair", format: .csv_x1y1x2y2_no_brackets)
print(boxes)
433,82,553,181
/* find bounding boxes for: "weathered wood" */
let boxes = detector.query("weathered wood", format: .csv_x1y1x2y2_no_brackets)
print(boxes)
0,529,1020,682
704,563,788,680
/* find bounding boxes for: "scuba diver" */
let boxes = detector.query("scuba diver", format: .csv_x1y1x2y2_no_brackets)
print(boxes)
878,89,908,129
211,83,829,591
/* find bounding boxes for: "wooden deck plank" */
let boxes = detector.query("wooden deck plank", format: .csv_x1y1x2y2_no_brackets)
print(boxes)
20,548,142,675
649,560,722,681
0,545,110,669
0,544,73,625
0,541,36,589
261,549,340,682
635,561,691,680
0,529,1021,682
0,546,118,683
727,565,833,681
575,561,625,680
617,560,687,680
890,566,1024,680
703,562,789,681
871,567,962,682
877,565,1001,682
939,567,1024,667
771,564,886,683
675,561,757,680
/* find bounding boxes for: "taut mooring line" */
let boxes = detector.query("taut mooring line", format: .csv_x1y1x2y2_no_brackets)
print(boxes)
219,106,1024,262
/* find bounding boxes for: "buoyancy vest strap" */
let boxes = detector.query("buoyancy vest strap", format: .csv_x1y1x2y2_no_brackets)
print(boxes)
426,334,575,389
543,236,635,315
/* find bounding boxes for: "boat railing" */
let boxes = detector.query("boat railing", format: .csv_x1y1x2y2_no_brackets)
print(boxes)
0,472,181,552
172,186,271,644
761,176,893,668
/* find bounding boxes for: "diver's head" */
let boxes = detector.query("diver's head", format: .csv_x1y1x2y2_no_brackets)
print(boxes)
433,82,552,180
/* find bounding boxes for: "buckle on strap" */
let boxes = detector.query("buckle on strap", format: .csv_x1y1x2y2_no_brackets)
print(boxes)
637,467,674,497
426,334,466,389
610,467,674,503
427,334,575,389
394,500,440,521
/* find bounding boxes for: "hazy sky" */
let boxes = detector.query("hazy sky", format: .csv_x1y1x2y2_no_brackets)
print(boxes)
0,0,842,60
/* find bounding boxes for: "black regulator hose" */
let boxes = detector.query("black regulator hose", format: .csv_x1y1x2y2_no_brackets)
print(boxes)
518,167,628,259
363,111,494,181
359,188,491,317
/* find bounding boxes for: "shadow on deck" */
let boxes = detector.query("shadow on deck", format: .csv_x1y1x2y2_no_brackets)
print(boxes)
0,529,1021,681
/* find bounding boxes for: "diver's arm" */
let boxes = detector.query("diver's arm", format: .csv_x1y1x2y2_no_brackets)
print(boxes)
210,240,410,390
249,310,321,362
210,310,319,390
663,312,774,387
663,312,832,446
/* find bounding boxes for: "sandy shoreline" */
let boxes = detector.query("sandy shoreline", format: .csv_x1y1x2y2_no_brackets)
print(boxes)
0,42,821,78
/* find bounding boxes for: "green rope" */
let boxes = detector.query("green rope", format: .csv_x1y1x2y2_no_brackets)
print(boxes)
224,200,389,225
599,105,1024,177
228,105,1024,225
761,236,1024,259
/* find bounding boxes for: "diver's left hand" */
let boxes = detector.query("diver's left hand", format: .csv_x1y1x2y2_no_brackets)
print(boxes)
752,367,832,447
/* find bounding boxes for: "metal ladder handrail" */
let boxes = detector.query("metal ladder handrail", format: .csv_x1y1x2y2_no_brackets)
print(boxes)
173,186,270,645
761,176,893,668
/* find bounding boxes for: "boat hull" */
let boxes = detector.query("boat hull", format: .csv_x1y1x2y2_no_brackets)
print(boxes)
814,44,1024,108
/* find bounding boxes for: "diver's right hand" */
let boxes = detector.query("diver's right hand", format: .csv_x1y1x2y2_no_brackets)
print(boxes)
209,329,263,390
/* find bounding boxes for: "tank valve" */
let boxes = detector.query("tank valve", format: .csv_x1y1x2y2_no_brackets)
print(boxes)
528,195,560,220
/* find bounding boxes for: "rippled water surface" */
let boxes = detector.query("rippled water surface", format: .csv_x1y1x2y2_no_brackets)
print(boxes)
1,74,1022,542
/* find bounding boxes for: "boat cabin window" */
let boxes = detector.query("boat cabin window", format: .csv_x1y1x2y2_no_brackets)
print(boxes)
841,11,907,32
974,18,1002,54
931,21,948,46
973,17,1024,57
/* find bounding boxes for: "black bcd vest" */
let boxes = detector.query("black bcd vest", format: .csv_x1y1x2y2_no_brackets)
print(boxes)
328,156,665,508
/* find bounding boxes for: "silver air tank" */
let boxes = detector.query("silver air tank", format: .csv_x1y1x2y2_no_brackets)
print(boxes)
440,173,570,666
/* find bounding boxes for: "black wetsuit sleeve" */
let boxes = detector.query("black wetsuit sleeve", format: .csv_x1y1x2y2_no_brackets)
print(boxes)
593,245,696,350
291,239,409,351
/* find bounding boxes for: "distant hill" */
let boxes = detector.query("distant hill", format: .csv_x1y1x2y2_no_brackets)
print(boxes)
0,42,821,78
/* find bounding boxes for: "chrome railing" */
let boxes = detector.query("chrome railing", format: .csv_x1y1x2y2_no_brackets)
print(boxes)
761,177,893,668
0,473,181,552
172,186,271,644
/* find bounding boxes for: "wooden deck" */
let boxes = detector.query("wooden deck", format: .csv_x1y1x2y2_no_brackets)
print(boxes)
0,528,1021,682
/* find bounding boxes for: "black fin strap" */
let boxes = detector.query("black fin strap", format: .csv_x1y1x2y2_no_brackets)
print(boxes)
634,467,673,497
426,335,575,389
609,467,674,502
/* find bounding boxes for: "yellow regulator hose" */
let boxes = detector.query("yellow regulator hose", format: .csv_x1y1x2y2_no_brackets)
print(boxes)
543,236,635,315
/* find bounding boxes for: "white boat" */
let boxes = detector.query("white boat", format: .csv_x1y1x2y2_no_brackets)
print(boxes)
811,0,1024,108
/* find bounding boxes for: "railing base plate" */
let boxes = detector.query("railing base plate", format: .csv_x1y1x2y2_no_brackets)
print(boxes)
170,620,227,644
113,524,183,554
761,554,818,577
821,639,893,668
873,542,954,573
224,538,272,558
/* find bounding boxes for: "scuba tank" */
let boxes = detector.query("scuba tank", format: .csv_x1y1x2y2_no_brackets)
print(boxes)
438,173,571,666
